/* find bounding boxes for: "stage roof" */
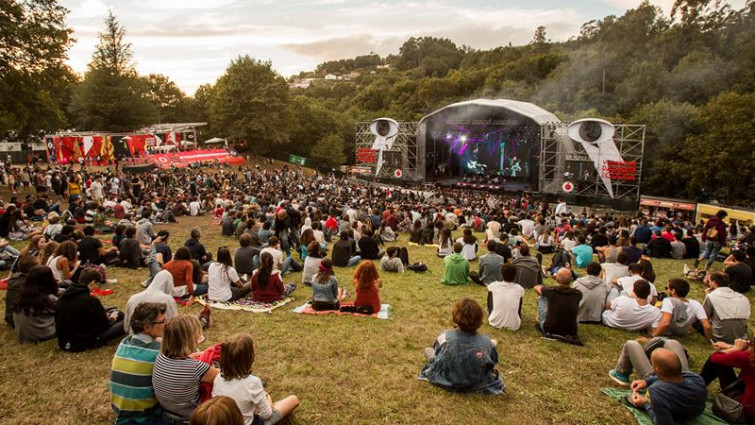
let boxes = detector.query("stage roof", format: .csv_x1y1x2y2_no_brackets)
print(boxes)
419,99,561,126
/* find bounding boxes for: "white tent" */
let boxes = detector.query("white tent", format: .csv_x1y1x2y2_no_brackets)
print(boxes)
204,137,227,145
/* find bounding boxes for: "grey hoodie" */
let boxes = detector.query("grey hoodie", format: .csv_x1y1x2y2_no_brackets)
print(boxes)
123,270,179,333
513,256,542,289
573,275,608,323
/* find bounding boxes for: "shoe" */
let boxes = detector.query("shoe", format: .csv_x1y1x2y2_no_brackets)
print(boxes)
140,279,150,288
199,304,212,328
106,278,118,285
609,369,630,386
683,264,690,276
693,259,700,269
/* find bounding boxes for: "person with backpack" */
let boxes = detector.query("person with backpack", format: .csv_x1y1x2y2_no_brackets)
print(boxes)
695,210,728,271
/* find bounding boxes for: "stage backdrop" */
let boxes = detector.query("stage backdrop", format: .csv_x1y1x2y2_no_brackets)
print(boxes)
46,132,184,165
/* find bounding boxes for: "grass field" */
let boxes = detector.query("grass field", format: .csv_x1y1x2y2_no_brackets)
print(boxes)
0,214,748,425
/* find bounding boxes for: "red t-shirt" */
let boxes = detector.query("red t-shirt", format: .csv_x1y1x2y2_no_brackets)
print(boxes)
251,271,284,302
354,283,380,313
325,216,338,231
710,350,755,423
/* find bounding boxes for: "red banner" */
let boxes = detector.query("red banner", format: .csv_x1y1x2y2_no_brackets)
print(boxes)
356,148,378,163
602,160,637,181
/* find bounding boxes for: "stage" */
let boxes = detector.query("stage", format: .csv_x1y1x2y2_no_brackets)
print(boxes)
436,177,528,192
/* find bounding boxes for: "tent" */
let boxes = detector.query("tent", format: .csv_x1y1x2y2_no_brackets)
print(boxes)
204,137,227,145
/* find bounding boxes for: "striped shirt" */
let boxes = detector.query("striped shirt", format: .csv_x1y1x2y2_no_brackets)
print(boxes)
152,353,210,420
109,334,161,424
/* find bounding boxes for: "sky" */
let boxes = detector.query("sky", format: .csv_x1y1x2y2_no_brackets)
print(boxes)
61,0,747,94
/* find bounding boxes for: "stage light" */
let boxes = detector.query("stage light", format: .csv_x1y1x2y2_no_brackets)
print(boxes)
446,133,452,140
460,135,468,143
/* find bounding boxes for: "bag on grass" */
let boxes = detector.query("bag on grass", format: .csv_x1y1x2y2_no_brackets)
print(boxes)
713,391,746,423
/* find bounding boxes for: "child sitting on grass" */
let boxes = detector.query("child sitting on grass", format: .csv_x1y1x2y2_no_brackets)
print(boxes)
418,298,504,394
211,334,300,425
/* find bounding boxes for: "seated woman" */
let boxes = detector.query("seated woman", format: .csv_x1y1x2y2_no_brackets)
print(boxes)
8,209,40,241
357,229,384,260
455,228,478,261
251,252,295,303
55,268,125,352
298,228,316,260
700,338,755,424
351,260,381,315
535,229,555,254
211,334,299,425
420,221,435,245
152,315,219,423
418,298,505,394
12,265,58,343
301,242,324,286
46,240,79,284
378,220,396,243
208,247,251,302
310,258,347,311
164,247,208,297
437,228,454,258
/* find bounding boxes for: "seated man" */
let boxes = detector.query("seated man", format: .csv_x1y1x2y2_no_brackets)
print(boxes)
487,264,525,331
512,244,542,289
55,268,125,352
723,250,752,293
571,236,594,268
441,243,469,286
119,226,143,269
573,262,608,323
608,337,690,385
602,279,661,332
534,268,583,344
627,348,707,424
379,246,404,273
614,263,658,305
703,271,750,344
233,234,258,277
644,231,672,259
470,240,504,286
651,278,712,340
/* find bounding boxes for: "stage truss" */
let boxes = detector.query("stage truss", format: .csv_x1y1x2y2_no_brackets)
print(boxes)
539,123,646,202
354,121,421,181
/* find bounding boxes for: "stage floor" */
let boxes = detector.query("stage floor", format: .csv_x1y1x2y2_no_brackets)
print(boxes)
436,177,528,192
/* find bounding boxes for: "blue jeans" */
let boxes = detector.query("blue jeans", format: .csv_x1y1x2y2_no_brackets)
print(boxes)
282,255,302,274
700,241,722,269
537,296,548,329
347,255,362,267
192,284,208,296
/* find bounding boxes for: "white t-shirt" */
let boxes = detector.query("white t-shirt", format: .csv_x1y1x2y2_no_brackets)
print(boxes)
519,220,535,237
260,247,284,271
651,298,707,333
488,281,525,330
189,201,201,216
211,374,272,425
617,274,657,303
602,296,661,331
207,263,240,302
455,237,477,261
602,263,629,285
561,238,577,252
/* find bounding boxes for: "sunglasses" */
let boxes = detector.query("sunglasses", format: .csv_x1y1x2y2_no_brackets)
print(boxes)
150,320,166,325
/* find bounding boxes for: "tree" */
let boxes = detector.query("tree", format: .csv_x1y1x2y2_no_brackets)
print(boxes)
0,0,75,139
531,26,547,44
145,74,189,123
309,133,346,170
69,11,156,131
209,55,290,154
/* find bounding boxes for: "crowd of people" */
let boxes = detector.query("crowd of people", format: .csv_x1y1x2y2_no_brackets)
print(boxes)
1,159,755,424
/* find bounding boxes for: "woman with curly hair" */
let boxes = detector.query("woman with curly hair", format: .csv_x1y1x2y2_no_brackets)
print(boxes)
352,260,381,314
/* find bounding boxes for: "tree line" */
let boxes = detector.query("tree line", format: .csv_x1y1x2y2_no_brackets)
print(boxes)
1,1,753,203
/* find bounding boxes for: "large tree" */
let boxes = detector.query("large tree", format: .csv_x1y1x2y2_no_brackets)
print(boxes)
209,56,290,154
69,11,156,131
0,0,75,139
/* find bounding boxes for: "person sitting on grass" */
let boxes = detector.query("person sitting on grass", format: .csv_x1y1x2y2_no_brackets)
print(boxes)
331,231,361,268
110,302,167,425
455,228,478,261
211,334,300,425
602,279,661,332
379,246,405,273
11,264,57,343
723,250,752,293
703,271,751,344
651,278,712,340
152,315,219,424
441,242,469,286
119,226,143,269
700,336,755,424
310,258,347,311
626,348,707,425
5,255,38,329
612,263,658,305
124,270,180,333
344,260,381,315
437,228,454,257
250,252,296,303
164,247,208,298
470,240,503,286
573,261,608,324
358,228,385,260
208,247,251,303
608,337,690,386
512,244,542,289
487,264,524,331
55,268,125,352
418,298,505,394
571,236,594,268
534,268,583,345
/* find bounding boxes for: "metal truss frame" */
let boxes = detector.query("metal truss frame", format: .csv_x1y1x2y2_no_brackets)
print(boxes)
355,121,421,181
539,123,646,202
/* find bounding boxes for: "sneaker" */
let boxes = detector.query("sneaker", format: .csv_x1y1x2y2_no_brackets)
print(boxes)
609,369,630,386
198,304,212,328
683,263,690,276
106,278,118,285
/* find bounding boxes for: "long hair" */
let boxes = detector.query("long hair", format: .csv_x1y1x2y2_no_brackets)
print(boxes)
440,228,452,248
161,315,203,358
353,260,379,291
219,334,255,381
41,241,59,265
300,229,315,247
216,246,233,281
55,240,78,263
315,258,334,285
13,265,57,316
255,252,273,289
639,259,656,283
307,241,322,258
462,228,476,245
21,235,45,257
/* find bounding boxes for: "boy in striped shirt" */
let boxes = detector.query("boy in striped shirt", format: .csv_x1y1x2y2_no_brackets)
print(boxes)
110,302,167,424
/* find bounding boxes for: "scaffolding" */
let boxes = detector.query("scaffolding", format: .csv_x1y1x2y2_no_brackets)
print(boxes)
355,121,421,181
539,123,646,202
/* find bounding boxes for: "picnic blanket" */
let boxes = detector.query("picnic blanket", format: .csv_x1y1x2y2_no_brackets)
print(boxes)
601,388,729,425
195,295,294,313
0,278,8,290
292,302,391,319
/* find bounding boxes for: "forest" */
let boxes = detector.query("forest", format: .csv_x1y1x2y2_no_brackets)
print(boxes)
1,0,753,203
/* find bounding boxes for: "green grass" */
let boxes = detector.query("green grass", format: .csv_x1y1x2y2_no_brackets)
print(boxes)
0,215,749,425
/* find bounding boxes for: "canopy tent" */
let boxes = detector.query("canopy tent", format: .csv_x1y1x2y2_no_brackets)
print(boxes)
204,137,227,145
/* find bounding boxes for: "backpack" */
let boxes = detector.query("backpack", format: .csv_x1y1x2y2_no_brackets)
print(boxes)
706,226,719,240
